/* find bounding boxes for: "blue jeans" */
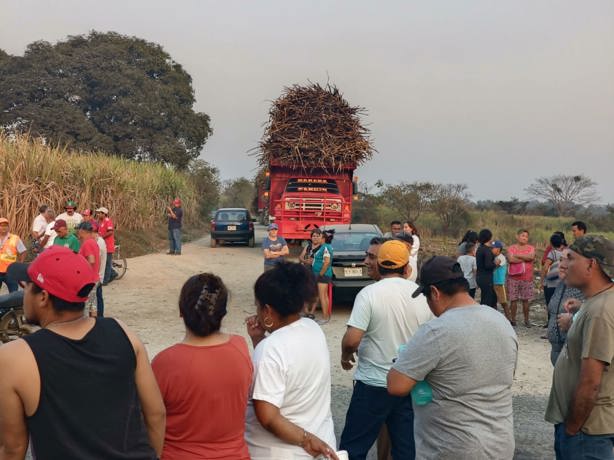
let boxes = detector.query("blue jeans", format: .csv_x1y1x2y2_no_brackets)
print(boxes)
168,228,181,254
339,380,415,460
0,272,18,293
96,283,104,317
555,423,614,459
103,253,113,284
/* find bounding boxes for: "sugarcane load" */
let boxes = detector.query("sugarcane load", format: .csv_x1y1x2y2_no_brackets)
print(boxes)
256,82,375,241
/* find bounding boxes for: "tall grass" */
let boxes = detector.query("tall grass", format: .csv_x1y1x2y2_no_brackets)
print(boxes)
0,133,203,240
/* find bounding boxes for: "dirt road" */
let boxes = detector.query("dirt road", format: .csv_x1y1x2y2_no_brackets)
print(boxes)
104,225,554,459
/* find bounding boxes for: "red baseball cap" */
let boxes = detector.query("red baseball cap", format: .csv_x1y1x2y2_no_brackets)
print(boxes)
7,246,98,302
53,219,67,231
173,198,182,206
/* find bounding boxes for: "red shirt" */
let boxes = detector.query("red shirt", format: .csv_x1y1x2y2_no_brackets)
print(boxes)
97,217,115,253
79,238,100,280
508,244,535,281
152,335,253,460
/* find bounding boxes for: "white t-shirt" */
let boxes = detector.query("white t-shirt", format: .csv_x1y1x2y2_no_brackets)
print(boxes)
245,318,336,459
457,255,477,289
96,236,107,280
409,235,420,282
43,222,57,248
347,277,434,387
55,212,83,233
32,214,47,238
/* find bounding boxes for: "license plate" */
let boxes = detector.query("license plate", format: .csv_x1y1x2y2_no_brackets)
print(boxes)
227,225,236,231
344,267,363,277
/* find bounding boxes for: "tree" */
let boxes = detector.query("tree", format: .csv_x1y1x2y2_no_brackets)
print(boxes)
495,197,529,215
187,159,220,218
220,178,256,211
526,175,598,216
380,181,437,221
0,32,212,169
431,184,472,236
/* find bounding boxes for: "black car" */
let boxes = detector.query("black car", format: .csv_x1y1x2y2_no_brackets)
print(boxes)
323,224,383,302
210,208,255,247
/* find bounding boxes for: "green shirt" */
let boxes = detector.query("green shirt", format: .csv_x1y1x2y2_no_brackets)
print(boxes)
545,288,614,434
53,234,80,253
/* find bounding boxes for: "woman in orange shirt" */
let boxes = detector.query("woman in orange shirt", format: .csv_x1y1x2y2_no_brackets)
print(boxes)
152,273,253,459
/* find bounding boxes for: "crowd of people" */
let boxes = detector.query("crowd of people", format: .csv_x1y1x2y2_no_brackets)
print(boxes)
0,200,120,317
0,209,613,460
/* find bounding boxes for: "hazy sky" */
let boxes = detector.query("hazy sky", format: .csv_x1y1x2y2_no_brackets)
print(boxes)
2,1,613,201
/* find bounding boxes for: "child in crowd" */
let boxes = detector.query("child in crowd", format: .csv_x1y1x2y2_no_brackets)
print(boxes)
492,241,512,323
457,243,477,298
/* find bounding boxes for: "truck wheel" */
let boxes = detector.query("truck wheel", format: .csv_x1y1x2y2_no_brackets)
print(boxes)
248,235,255,248
210,237,217,248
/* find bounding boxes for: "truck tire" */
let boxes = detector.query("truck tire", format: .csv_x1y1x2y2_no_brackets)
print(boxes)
210,237,217,248
248,235,255,248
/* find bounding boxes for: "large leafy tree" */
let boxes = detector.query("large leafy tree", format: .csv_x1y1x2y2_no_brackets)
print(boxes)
0,31,212,168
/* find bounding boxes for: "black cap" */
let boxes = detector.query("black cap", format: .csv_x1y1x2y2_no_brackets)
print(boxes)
412,256,465,298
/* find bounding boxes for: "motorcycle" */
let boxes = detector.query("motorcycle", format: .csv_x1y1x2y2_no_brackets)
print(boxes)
0,291,34,343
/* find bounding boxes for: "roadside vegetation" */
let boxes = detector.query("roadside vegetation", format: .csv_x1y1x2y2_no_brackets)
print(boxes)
0,133,219,256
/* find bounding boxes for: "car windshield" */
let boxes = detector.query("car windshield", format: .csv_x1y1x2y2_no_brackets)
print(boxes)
330,232,380,252
215,211,248,221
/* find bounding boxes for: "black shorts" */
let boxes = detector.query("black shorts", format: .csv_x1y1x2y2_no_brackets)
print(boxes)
317,275,332,284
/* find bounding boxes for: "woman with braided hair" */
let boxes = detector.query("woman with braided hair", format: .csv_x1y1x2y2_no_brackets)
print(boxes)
152,273,253,460
245,262,339,459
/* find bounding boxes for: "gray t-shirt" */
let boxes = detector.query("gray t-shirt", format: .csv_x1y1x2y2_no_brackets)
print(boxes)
393,305,518,460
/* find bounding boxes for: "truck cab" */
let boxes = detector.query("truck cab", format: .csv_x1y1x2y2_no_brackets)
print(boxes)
259,161,357,241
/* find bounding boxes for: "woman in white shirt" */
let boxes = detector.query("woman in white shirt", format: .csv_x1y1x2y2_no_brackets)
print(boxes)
403,221,420,282
245,262,339,460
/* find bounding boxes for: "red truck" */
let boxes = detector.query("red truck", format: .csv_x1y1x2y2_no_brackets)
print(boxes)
258,159,358,241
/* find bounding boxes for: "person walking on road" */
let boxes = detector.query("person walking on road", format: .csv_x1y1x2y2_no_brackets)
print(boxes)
96,207,116,284
339,240,433,460
0,217,27,293
545,235,614,459
1,246,165,459
388,256,518,460
262,223,289,271
167,198,183,255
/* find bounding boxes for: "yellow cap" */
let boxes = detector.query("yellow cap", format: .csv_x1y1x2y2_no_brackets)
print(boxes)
377,240,409,269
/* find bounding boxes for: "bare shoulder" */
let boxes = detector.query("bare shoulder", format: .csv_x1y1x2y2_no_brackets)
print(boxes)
0,338,33,363
0,338,37,386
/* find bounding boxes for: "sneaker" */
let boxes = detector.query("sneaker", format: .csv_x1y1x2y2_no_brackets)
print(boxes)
525,320,532,328
510,321,517,327
316,318,330,325
306,314,316,320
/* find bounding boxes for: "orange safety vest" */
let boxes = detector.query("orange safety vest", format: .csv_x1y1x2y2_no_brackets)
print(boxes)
0,234,20,273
